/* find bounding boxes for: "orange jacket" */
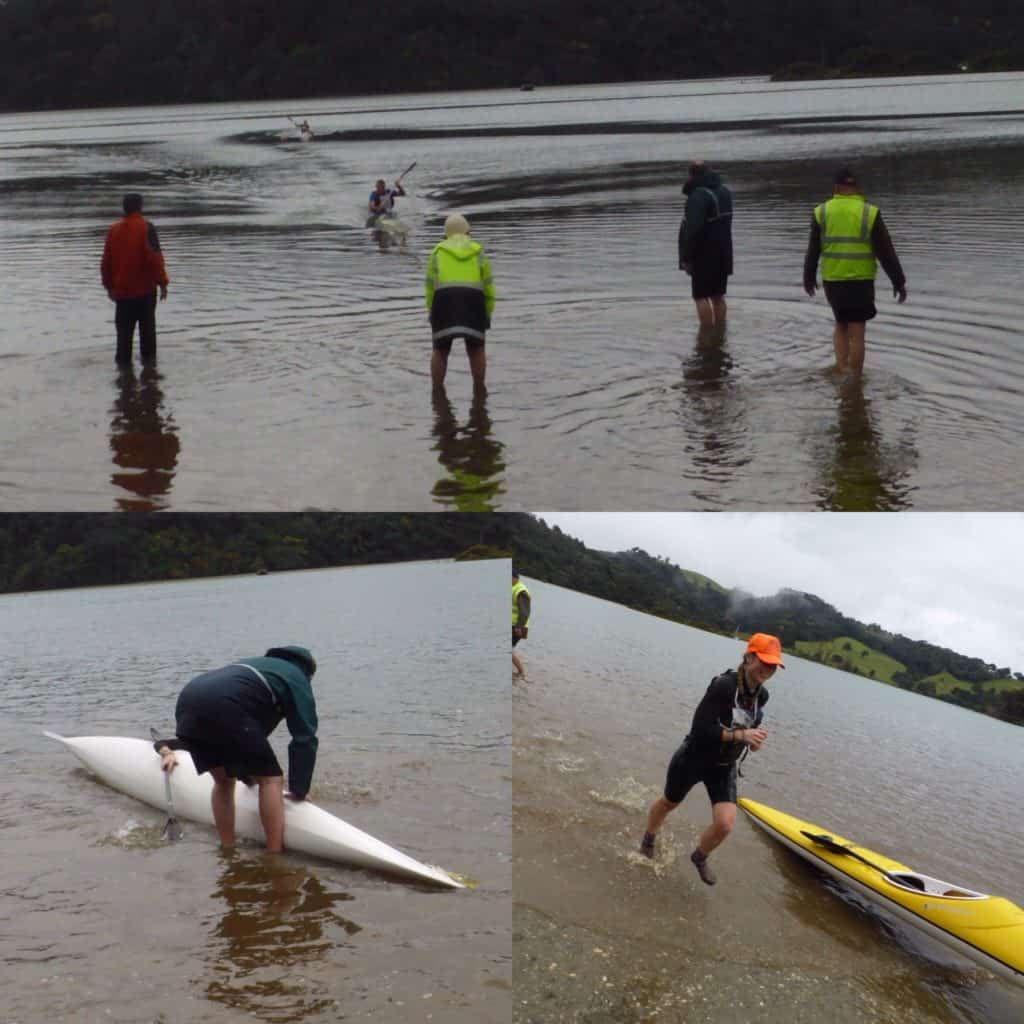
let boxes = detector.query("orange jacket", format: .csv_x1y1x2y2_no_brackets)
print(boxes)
101,212,169,300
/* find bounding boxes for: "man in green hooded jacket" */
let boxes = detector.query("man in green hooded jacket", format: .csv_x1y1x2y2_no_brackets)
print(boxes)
425,213,496,394
153,645,318,853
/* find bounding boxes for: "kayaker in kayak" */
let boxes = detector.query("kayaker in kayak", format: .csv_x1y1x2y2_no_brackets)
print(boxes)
368,177,406,221
640,633,782,884
152,646,318,854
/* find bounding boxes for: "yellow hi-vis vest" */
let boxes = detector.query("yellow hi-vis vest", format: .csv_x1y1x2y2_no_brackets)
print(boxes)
815,194,879,282
512,580,530,625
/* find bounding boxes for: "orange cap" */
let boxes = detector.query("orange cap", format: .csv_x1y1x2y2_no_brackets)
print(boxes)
746,633,784,668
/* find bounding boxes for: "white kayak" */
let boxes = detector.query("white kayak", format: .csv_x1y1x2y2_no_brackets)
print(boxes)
45,732,462,889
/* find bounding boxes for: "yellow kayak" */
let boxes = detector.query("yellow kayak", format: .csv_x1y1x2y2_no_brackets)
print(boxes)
738,797,1024,983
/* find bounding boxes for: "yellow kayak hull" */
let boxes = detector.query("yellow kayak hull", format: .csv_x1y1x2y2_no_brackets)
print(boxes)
739,797,1024,983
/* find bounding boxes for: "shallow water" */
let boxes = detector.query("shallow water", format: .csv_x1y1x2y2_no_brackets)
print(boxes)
0,559,511,1023
513,579,1024,1023
1,74,1022,509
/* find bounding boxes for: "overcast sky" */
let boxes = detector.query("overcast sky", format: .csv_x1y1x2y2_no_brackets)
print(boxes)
538,513,1024,673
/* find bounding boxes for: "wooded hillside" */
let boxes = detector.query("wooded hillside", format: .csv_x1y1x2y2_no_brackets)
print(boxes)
1,0,1021,111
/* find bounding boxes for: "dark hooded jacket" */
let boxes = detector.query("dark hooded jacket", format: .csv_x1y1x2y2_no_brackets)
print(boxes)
678,168,734,274
156,645,319,798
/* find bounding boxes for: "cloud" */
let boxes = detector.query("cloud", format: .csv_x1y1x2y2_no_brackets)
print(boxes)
537,512,1023,672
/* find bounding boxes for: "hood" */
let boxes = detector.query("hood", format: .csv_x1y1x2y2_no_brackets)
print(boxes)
265,645,316,679
436,235,482,260
683,169,724,195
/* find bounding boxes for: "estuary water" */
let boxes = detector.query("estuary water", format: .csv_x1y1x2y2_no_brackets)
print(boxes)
1,74,1023,510
0,558,510,1023
513,579,1024,1024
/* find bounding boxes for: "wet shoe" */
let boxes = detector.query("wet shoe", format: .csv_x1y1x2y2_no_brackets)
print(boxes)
640,832,656,859
691,848,716,885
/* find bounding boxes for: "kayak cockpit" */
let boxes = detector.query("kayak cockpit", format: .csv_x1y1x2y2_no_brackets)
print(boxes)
885,871,988,899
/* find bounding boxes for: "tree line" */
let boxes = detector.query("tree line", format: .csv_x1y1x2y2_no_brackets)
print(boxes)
1,0,1021,112
1,513,1019,725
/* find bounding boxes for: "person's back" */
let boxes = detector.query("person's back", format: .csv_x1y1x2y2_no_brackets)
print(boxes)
679,166,733,272
425,214,495,393
102,208,167,301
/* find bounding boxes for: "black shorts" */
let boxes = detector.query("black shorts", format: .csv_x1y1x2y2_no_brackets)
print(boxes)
175,700,282,781
663,740,737,806
433,334,485,354
823,280,876,324
691,267,729,301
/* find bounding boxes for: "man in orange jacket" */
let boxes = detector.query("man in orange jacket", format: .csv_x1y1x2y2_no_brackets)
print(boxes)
101,193,169,364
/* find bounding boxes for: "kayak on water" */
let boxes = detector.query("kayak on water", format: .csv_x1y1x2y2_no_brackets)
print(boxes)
739,797,1024,983
366,212,408,235
45,732,462,889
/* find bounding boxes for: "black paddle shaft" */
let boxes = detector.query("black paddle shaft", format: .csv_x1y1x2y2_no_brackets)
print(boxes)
800,830,924,889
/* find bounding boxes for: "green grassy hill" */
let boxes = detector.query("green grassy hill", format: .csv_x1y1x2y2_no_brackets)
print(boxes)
793,636,907,684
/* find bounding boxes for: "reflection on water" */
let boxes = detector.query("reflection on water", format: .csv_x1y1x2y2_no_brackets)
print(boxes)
108,365,180,511
430,387,506,511
816,377,915,510
204,851,361,1023
676,326,749,502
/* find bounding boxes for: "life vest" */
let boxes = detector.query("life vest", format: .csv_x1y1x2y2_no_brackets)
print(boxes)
512,580,530,625
815,194,878,281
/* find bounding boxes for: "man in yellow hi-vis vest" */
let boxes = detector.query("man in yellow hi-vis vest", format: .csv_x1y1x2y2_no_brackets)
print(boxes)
512,568,531,679
803,168,907,379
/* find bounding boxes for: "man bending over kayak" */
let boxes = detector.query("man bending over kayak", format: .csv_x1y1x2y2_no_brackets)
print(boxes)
153,645,318,853
640,633,782,884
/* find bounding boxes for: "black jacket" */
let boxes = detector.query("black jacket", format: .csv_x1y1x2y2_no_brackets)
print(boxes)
679,169,734,272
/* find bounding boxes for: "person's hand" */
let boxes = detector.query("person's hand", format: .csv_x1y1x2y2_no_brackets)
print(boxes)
107,289,115,302
895,285,907,303
804,282,816,298
159,284,168,301
680,262,691,275
745,727,767,751
159,748,178,773
512,626,523,640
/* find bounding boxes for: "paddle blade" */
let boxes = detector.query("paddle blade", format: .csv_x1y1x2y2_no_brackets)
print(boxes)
802,831,848,853
162,815,184,842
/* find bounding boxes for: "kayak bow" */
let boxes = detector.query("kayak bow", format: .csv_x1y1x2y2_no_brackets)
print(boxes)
739,797,1024,983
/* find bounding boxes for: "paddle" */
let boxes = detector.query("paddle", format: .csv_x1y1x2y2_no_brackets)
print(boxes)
397,161,417,184
801,830,924,890
149,727,184,841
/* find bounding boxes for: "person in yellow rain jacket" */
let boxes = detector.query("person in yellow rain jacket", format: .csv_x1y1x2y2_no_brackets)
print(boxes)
804,168,907,381
425,214,495,394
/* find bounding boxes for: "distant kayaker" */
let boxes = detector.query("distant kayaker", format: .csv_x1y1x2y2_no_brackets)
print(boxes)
679,160,733,330
425,213,495,394
368,177,406,220
100,193,169,365
512,568,531,678
152,646,319,854
804,167,907,380
640,633,782,884
298,119,313,139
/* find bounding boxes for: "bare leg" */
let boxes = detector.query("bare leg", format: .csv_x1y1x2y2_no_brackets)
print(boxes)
832,323,850,374
512,651,524,677
711,296,727,324
694,297,716,329
696,801,737,857
645,795,680,836
467,344,487,396
431,349,449,388
210,767,236,848
253,775,285,853
847,322,866,379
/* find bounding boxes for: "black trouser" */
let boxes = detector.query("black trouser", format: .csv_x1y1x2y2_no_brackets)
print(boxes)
115,292,158,364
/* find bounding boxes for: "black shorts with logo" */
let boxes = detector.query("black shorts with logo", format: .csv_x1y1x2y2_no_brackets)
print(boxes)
823,280,876,324
663,739,737,805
